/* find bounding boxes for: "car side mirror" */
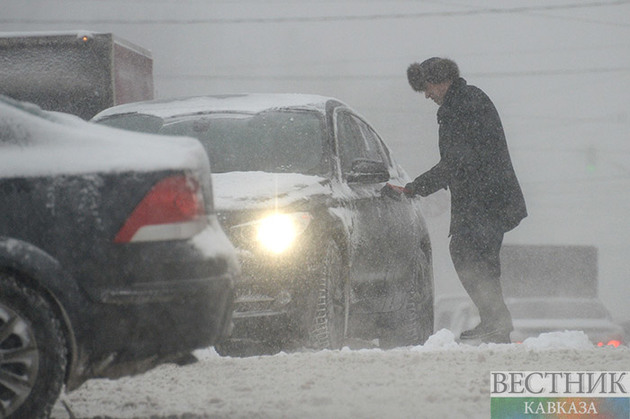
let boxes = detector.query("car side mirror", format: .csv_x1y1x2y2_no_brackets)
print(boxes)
346,158,390,183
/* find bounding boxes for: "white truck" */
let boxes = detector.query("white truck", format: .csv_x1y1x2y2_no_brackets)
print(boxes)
0,31,153,119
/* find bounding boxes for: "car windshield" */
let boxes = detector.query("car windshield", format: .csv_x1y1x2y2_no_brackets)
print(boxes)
100,110,327,175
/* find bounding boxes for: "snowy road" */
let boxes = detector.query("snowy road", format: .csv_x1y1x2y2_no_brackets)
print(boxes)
51,330,630,419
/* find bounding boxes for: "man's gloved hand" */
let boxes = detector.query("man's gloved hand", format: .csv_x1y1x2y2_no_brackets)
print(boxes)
381,183,412,200
404,183,416,197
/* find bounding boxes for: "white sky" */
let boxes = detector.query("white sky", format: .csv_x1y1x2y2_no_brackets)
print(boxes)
2,0,629,320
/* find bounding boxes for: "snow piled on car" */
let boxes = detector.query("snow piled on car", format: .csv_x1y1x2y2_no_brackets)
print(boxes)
0,97,209,178
92,93,331,120
52,330,630,419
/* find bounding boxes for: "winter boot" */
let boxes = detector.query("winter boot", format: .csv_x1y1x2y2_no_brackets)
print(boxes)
459,323,485,340
460,323,512,343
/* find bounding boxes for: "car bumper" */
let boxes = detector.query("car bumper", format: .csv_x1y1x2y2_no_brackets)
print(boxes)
105,273,234,347
231,309,292,342
228,249,315,342
117,274,234,346
65,219,239,388
230,281,300,342
68,274,235,389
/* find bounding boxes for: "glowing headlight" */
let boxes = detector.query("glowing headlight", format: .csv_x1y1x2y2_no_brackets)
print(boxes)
256,212,312,254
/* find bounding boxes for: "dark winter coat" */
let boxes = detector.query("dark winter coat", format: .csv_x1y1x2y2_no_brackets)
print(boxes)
407,78,527,236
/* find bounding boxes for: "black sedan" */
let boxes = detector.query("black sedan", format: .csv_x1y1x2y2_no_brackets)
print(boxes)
93,94,434,355
0,96,238,417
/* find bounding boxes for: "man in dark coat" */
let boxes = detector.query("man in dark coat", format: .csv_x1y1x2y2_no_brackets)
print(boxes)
405,57,527,343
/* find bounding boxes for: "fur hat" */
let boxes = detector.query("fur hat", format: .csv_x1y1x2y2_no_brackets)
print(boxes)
407,57,459,92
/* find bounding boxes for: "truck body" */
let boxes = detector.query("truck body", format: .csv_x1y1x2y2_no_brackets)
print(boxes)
0,31,153,119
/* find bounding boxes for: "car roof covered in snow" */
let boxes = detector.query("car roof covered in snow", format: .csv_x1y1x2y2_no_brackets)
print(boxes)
0,95,209,178
92,93,340,120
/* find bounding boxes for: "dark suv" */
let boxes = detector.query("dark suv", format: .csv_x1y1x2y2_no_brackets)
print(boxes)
0,96,238,417
93,94,434,356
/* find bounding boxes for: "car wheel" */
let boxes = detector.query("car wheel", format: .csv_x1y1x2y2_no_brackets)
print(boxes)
306,240,349,350
383,259,434,348
0,275,67,418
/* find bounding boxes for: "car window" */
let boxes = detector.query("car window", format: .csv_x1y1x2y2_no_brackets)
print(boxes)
161,110,327,175
354,117,387,163
97,110,327,175
336,111,383,175
356,117,401,172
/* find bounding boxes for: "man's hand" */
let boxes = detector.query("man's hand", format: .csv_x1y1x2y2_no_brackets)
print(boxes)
404,183,416,196
381,183,413,200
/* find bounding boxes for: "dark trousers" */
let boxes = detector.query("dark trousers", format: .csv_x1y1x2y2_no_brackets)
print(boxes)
449,227,513,331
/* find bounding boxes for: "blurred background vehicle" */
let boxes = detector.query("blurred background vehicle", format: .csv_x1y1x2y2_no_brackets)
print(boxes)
622,320,630,343
93,93,434,356
434,244,624,346
0,96,238,417
0,31,154,120
435,295,623,347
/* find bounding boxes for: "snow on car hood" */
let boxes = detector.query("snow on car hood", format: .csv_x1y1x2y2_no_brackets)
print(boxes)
0,98,209,178
212,171,330,211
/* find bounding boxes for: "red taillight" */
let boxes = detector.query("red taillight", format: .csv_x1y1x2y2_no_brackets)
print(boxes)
597,340,622,348
115,175,206,243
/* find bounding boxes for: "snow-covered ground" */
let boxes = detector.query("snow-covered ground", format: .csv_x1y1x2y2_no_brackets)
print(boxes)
51,330,630,419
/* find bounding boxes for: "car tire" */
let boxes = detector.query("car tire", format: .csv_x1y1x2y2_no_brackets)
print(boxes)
0,275,67,418
305,240,349,350
383,259,434,348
